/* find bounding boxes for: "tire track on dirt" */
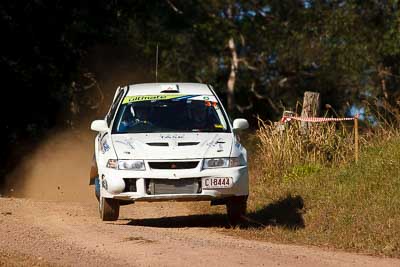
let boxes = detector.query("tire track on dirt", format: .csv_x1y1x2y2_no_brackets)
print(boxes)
1,197,400,267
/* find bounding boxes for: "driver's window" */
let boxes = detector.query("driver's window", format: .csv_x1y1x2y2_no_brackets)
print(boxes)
106,89,125,126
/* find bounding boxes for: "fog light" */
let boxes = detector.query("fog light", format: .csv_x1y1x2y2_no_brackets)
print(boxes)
101,178,108,190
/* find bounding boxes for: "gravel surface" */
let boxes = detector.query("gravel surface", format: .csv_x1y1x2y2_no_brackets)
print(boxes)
0,197,399,267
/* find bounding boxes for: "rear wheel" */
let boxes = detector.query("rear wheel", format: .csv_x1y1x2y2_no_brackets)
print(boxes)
99,196,120,221
226,196,248,226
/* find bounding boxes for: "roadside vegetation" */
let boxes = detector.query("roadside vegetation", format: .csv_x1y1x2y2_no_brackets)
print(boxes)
193,103,400,257
224,108,400,257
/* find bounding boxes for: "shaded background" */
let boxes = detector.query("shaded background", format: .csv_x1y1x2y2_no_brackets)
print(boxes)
1,0,400,189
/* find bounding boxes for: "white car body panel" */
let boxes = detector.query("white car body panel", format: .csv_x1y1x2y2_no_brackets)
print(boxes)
111,133,233,160
92,83,249,202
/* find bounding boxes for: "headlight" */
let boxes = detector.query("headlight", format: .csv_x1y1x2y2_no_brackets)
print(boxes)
203,157,244,169
106,159,118,169
106,159,145,170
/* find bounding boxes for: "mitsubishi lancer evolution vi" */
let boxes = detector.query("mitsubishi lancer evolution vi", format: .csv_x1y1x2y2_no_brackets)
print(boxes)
89,83,249,224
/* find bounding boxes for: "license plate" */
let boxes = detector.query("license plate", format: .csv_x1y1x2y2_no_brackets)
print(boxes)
202,177,233,189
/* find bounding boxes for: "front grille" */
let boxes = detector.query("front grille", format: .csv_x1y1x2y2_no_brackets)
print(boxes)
123,178,137,192
148,161,199,169
146,178,201,195
178,142,200,146
147,142,169,146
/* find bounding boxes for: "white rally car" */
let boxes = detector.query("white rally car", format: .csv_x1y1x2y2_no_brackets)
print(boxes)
90,83,249,224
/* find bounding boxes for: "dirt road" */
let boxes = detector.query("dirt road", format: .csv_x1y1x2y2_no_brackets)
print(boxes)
1,197,399,267
1,132,399,266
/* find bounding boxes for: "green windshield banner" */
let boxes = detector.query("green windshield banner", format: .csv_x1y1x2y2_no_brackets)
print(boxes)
122,94,183,104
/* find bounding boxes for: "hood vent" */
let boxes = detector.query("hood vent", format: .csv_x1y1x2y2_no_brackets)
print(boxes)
146,142,199,147
160,84,179,93
178,142,200,146
146,142,169,147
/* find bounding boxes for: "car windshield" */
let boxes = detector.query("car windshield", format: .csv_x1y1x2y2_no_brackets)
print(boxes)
112,94,230,133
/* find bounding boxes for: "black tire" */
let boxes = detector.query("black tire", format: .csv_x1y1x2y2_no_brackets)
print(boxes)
119,200,135,206
99,197,120,221
226,196,248,226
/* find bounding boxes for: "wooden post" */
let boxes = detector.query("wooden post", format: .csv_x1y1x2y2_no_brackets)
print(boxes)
301,91,321,132
354,117,359,163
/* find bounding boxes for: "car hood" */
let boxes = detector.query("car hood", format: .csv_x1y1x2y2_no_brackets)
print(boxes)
111,133,233,160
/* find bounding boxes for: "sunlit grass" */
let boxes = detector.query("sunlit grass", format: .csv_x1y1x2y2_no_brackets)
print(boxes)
236,124,400,257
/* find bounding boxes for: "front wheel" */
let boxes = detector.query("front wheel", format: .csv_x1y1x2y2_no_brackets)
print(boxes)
226,196,248,226
99,196,120,221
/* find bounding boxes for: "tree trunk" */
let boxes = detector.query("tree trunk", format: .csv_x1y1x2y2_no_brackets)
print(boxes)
227,37,238,113
301,91,321,132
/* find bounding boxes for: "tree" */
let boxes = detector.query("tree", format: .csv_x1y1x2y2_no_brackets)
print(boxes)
0,0,135,183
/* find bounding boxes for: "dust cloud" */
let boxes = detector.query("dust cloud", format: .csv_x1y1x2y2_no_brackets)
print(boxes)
5,128,96,202
3,44,155,202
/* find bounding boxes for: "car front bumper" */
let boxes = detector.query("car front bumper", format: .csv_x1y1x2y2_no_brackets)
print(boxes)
99,165,249,201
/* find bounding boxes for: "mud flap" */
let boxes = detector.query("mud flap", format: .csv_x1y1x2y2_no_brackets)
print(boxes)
211,199,227,206
89,155,98,185
95,176,100,200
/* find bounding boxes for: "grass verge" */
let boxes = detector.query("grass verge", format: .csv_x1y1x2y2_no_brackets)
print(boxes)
231,134,400,257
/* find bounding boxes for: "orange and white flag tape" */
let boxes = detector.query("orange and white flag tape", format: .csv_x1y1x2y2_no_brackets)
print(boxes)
281,114,359,123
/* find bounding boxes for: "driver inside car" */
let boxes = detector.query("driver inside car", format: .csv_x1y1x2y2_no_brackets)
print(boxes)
190,101,217,130
118,105,152,132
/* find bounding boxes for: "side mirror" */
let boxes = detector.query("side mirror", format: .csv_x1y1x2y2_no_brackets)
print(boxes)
232,118,249,131
90,120,109,132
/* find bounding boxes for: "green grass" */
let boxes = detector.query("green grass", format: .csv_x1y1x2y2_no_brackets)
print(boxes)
236,136,400,257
